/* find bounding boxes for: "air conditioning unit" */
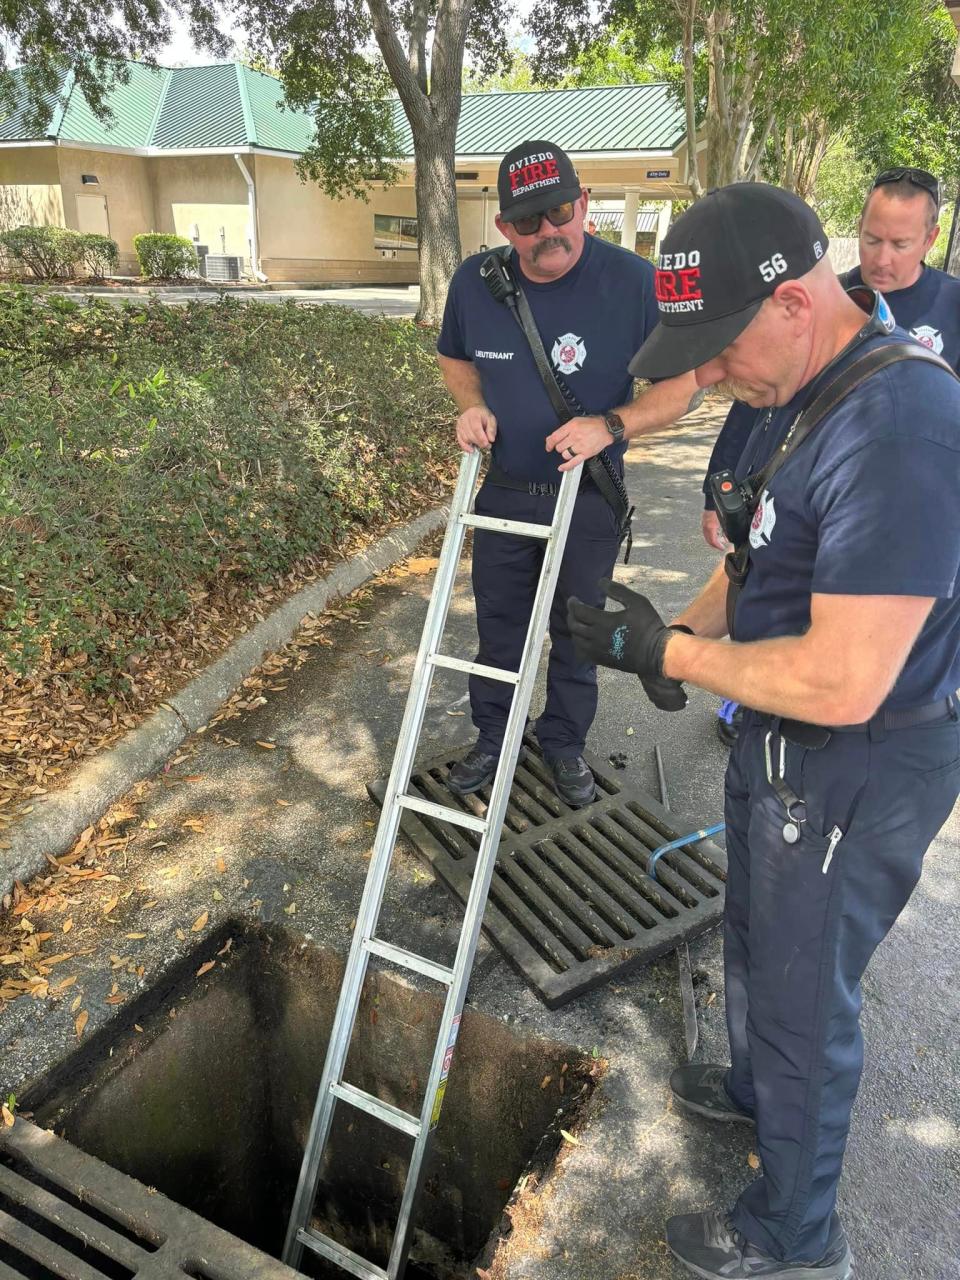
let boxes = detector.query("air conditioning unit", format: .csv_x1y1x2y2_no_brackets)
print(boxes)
203,254,244,282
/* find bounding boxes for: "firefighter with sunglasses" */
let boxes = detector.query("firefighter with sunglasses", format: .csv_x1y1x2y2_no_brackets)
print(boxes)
437,139,702,807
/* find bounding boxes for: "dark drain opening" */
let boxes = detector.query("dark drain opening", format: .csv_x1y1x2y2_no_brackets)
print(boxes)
27,924,595,1279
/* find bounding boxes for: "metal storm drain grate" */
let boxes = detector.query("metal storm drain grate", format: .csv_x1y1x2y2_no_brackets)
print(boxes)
0,1118,301,1280
368,737,727,1007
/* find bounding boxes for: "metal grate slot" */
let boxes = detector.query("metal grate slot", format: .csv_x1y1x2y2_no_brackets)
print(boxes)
0,1121,302,1280
369,735,726,1006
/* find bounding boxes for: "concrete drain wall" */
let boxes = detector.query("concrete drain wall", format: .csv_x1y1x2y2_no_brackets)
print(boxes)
25,924,594,1277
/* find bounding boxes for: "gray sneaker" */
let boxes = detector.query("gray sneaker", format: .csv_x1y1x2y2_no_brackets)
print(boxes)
670,1063,755,1125
666,1210,852,1279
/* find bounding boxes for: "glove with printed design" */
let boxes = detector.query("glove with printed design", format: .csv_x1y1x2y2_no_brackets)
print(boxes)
567,579,690,712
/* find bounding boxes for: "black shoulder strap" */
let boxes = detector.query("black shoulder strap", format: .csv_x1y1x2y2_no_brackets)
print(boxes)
748,340,957,498
724,341,958,638
480,248,635,560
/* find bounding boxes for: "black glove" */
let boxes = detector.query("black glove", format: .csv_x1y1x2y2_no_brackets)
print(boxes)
567,579,691,710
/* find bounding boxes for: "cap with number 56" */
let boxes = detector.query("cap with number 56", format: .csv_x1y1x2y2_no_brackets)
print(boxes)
629,182,829,380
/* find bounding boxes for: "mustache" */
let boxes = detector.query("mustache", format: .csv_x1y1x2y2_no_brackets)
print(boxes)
715,378,762,403
531,235,572,262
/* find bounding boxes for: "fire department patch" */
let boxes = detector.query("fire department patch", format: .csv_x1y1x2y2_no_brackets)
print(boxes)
749,491,776,549
910,324,944,355
551,333,586,375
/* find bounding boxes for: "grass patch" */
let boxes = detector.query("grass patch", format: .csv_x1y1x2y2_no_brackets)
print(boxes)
0,287,457,793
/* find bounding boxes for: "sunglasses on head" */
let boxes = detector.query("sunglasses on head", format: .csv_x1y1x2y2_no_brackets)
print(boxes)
873,167,941,209
510,202,577,237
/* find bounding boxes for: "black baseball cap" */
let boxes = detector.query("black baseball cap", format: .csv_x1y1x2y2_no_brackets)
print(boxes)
628,183,829,380
497,140,583,223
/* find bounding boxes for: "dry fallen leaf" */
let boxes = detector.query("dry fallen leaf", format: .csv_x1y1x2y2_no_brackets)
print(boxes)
216,937,233,957
196,960,216,977
559,1130,580,1146
212,889,223,902
75,1009,89,1038
283,902,297,915
1,1104,14,1128
215,856,226,874
70,994,82,1013
62,919,73,934
256,741,276,750
125,933,147,940
191,911,209,932
747,1152,761,1170
540,1075,552,1090
102,897,119,916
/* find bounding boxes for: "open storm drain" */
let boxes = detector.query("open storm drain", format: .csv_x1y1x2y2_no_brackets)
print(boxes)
369,737,728,1007
8,925,595,1280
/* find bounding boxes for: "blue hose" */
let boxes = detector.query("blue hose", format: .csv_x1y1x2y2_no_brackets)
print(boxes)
648,823,726,881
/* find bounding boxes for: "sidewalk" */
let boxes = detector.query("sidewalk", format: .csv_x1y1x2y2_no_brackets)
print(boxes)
1,403,956,1279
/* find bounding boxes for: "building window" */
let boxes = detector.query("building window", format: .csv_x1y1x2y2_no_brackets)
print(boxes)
374,214,418,252
81,174,100,185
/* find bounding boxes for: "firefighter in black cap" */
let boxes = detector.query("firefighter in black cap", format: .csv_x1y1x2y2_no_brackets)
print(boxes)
568,182,960,1280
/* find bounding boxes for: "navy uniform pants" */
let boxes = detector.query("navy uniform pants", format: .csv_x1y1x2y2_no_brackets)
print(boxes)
469,479,621,759
724,707,960,1262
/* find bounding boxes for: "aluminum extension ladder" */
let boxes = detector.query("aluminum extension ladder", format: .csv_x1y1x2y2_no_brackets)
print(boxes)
281,449,583,1279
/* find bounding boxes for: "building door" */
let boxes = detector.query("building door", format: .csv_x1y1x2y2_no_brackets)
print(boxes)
75,193,110,236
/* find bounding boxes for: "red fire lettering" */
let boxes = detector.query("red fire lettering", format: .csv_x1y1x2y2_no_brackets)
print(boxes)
677,267,702,301
543,158,559,179
655,270,679,302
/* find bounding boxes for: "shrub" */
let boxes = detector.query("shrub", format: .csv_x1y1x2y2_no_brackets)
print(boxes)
0,225,85,279
77,232,119,279
0,288,457,694
133,233,199,279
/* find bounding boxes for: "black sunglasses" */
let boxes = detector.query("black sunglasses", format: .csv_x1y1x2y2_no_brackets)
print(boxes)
873,167,941,210
511,202,577,237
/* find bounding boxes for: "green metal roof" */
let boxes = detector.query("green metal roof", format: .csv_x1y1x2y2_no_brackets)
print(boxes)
0,61,686,157
392,82,686,156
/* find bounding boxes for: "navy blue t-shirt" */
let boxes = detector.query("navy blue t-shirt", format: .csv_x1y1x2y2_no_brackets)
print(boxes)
437,236,658,483
841,264,960,369
703,263,960,508
731,331,960,708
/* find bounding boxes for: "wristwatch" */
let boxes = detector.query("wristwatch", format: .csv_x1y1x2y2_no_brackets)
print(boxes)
603,411,626,444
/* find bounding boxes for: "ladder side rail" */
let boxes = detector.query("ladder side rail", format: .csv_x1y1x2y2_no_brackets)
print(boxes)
386,465,583,1279
282,450,481,1269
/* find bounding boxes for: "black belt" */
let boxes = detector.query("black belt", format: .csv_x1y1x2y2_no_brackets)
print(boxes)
486,463,561,497
751,696,957,749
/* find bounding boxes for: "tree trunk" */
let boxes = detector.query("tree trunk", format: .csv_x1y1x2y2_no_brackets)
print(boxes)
677,0,702,197
413,118,463,324
366,0,471,325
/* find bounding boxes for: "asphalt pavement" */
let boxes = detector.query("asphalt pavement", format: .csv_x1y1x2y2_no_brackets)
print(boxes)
1,400,956,1279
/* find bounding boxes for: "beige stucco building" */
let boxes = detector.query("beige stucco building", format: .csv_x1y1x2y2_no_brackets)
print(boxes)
0,61,695,284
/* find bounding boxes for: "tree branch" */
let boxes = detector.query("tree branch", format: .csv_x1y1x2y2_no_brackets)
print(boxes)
365,0,428,126
407,0,430,95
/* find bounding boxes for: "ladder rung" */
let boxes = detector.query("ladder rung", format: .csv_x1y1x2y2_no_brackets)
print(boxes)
330,1081,422,1138
364,937,455,985
428,653,520,684
397,793,488,832
460,513,552,539
298,1226,388,1280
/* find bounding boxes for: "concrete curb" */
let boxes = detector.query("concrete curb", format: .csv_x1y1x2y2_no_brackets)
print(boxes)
1,506,447,894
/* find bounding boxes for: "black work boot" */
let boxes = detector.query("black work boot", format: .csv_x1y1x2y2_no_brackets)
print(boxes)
666,1210,852,1279
546,755,596,807
447,744,498,797
670,1064,755,1125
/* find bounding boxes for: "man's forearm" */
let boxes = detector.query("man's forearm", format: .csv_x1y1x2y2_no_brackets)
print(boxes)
619,372,703,441
438,355,485,413
671,561,730,639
